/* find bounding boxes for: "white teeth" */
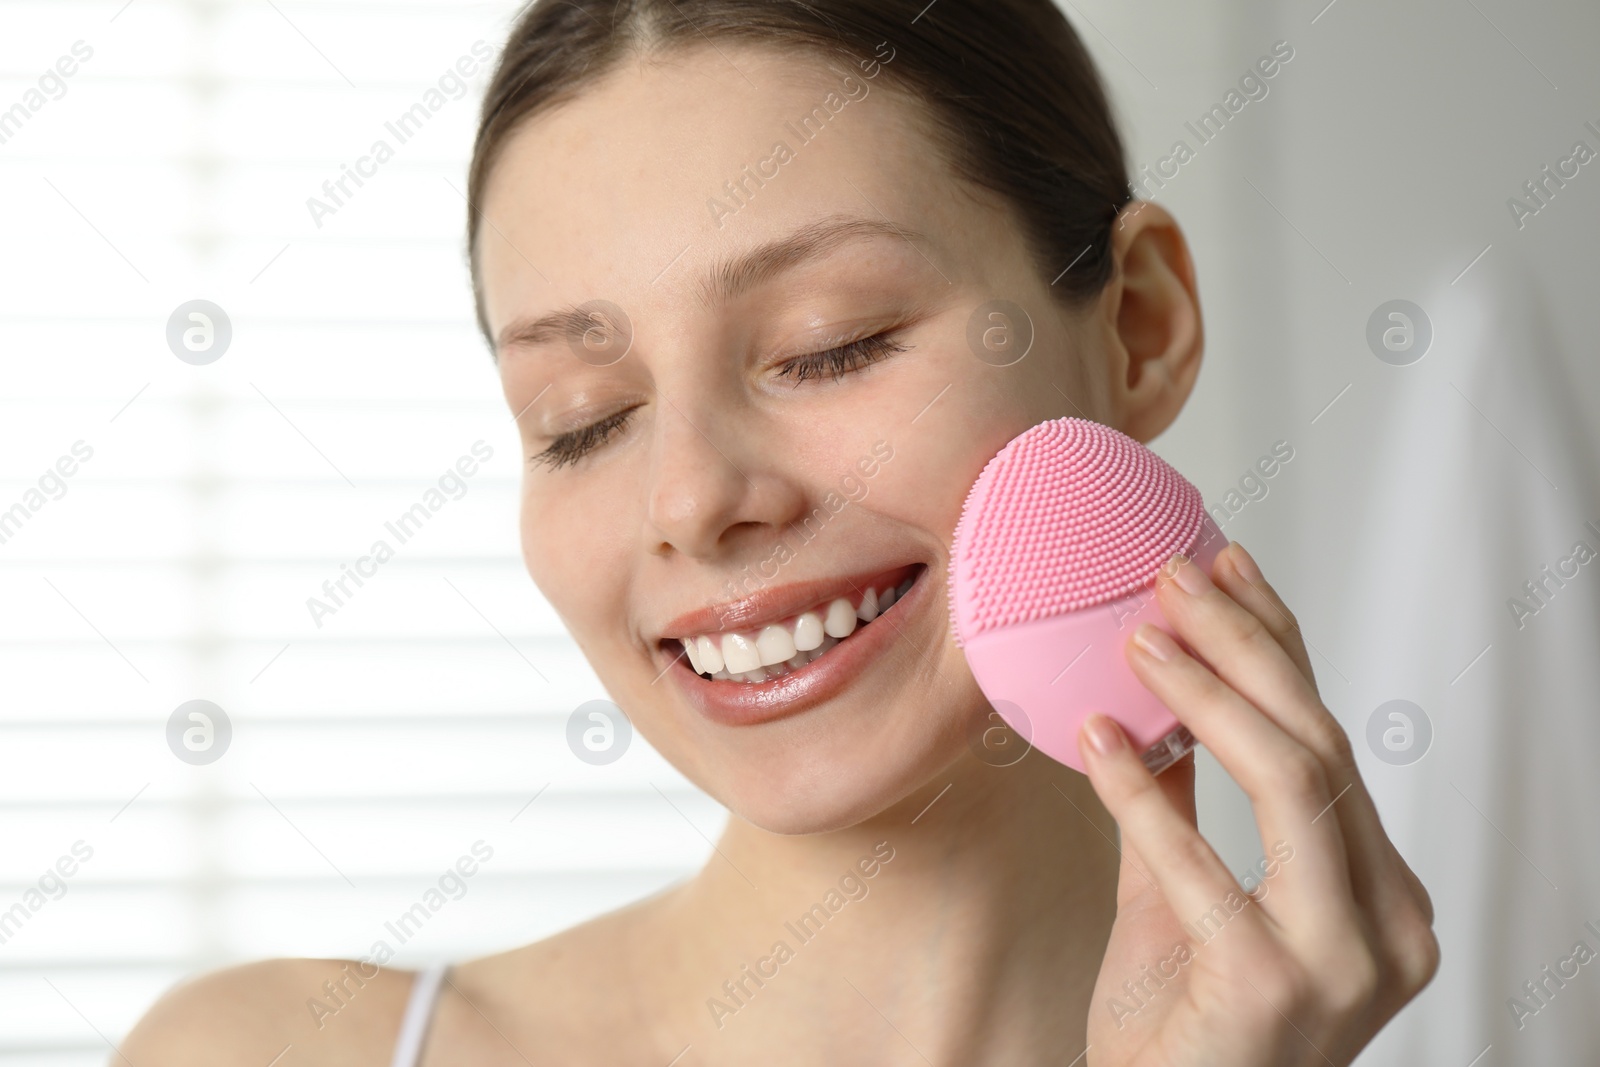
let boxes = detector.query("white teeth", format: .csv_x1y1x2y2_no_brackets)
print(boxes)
823,597,857,639
721,632,762,674
679,573,919,682
793,611,824,651
696,634,724,674
756,624,797,667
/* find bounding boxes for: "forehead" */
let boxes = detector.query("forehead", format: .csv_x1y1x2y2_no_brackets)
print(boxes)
475,43,978,331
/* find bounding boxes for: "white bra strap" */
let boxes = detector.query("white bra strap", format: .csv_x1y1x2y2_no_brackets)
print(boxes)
388,962,450,1067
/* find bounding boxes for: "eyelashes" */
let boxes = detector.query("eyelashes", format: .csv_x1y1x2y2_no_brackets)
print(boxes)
774,331,908,385
531,407,637,470
529,330,908,470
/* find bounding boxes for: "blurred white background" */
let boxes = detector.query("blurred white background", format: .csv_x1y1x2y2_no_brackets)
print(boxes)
1,0,1596,1064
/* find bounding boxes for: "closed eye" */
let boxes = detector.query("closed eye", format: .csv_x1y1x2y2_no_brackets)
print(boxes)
531,406,637,470
775,332,908,385
529,331,908,470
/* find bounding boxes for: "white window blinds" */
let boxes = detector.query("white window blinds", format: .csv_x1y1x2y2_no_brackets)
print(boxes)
0,3,718,1062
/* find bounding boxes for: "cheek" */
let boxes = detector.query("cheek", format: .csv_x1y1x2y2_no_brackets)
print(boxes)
518,491,561,619
519,481,629,641
875,379,1039,531
869,323,1102,541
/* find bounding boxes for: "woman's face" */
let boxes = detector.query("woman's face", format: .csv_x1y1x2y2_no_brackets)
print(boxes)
479,44,1119,833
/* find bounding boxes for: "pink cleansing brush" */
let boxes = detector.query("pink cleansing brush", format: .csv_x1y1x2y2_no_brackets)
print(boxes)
949,417,1225,775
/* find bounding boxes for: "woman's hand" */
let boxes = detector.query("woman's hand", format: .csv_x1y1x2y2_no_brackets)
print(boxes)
1078,541,1439,1066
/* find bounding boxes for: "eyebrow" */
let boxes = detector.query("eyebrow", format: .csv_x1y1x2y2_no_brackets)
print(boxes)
494,214,930,358
699,214,929,307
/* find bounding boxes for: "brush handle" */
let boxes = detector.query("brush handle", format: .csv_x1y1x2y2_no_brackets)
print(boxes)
961,514,1226,774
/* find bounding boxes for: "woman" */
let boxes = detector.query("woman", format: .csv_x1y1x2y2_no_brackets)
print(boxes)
124,0,1438,1063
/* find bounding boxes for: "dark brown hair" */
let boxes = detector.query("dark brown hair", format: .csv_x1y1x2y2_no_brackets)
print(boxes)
465,0,1131,348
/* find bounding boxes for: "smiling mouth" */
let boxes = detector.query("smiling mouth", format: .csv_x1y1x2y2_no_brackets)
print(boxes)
661,564,923,683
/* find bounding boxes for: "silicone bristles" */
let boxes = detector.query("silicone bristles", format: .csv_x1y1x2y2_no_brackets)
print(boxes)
948,418,1205,646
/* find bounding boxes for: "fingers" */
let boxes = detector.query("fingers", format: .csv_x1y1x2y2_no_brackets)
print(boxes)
1103,751,1198,912
1077,714,1277,948
1213,542,1316,686
1156,553,1334,765
1153,546,1439,991
1122,622,1356,926
1210,545,1433,934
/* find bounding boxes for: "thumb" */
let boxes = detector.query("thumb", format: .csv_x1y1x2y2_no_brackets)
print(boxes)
1081,715,1200,909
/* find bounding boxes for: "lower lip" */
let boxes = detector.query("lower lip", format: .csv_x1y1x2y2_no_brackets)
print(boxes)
663,565,929,727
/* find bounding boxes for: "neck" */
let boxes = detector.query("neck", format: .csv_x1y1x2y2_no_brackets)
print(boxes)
654,753,1118,1064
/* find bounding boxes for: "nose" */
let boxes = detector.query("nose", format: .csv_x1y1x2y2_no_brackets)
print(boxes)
643,389,801,561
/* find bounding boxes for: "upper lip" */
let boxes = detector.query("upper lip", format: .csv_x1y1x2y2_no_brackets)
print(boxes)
654,562,923,641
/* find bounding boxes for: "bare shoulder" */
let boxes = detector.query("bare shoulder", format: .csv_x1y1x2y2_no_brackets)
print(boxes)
436,890,687,1062
119,957,418,1067
121,888,689,1066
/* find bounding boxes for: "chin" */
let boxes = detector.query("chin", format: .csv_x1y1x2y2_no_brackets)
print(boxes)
703,702,970,836
618,560,984,835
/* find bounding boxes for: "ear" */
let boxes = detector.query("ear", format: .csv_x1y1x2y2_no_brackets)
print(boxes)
1096,201,1204,443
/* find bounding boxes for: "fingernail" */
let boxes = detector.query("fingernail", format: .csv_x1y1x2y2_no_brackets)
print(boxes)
1083,714,1125,756
1170,554,1211,596
1229,541,1264,584
1132,623,1179,662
